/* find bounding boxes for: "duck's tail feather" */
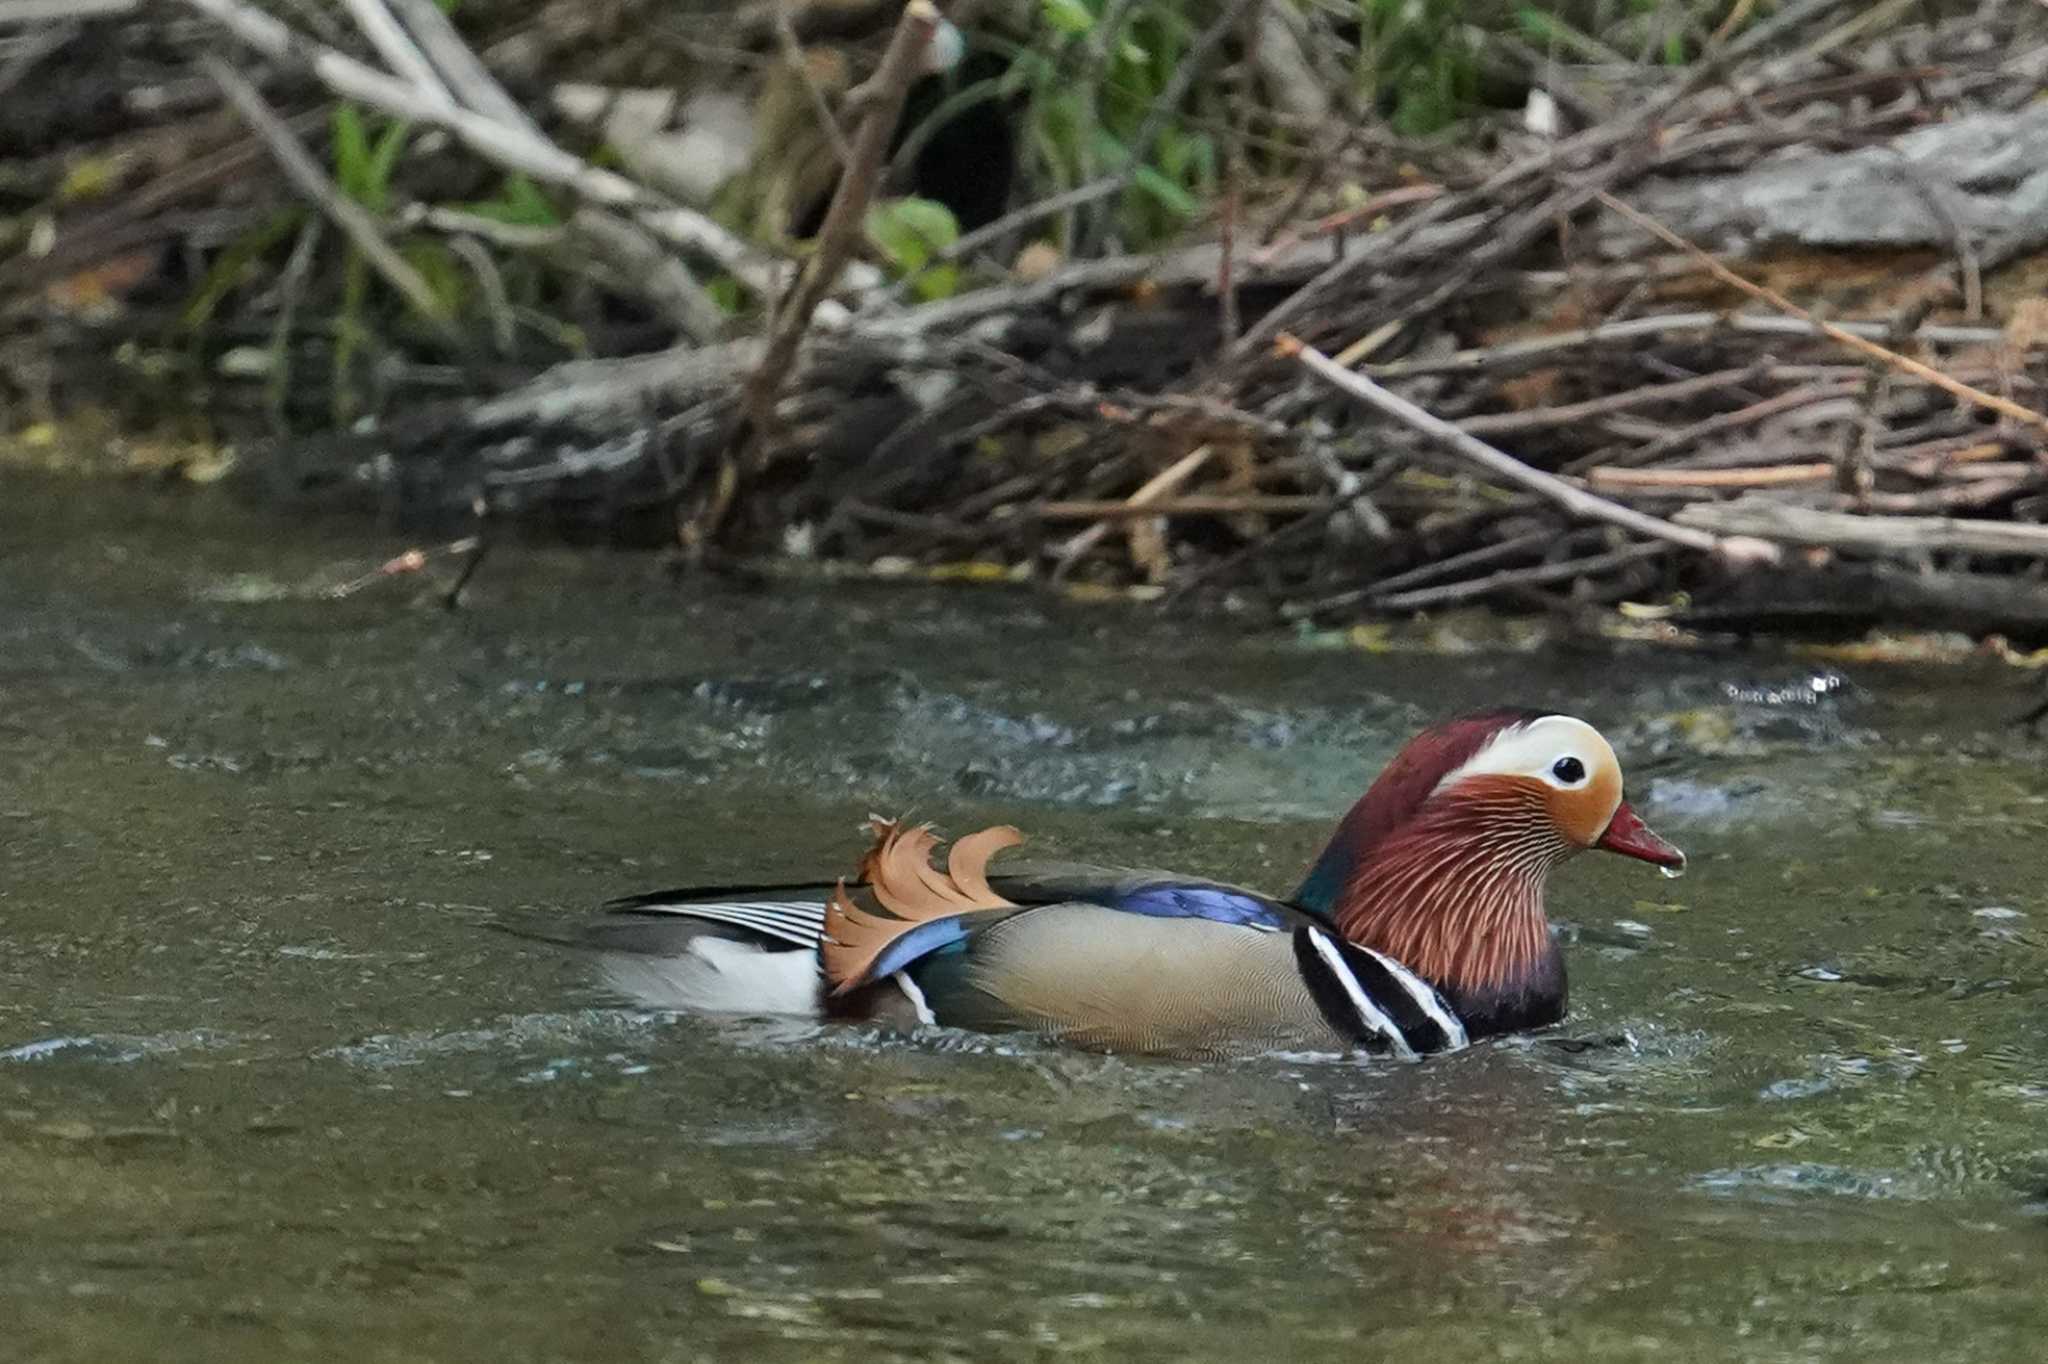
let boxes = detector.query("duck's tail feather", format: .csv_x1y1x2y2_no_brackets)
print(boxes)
553,891,835,1015
602,895,830,950
593,921,825,1015
605,873,836,916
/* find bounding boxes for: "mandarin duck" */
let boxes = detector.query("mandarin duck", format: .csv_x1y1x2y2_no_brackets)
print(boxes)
585,709,1683,1059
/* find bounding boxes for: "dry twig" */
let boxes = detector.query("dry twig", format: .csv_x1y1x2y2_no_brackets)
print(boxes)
741,0,940,444
1597,191,2048,436
1675,500,2048,558
1278,334,1781,564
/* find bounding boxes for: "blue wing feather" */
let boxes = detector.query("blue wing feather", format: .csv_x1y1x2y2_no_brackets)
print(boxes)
865,917,974,982
1093,882,1289,928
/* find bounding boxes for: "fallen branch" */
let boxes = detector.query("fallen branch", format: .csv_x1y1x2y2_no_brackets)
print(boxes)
337,0,455,110
1029,494,1328,520
1588,463,1835,490
1224,0,1845,365
179,0,804,309
1679,565,2048,639
1365,313,2019,380
1051,443,1215,574
1674,499,2048,558
1281,528,1564,619
1455,364,1771,436
1250,184,1446,266
1371,543,1670,611
383,0,546,137
1590,379,1864,470
0,0,136,19
1277,334,1780,564
1598,191,2048,437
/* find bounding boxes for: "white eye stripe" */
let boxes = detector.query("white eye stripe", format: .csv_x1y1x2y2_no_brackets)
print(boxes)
1435,715,1614,790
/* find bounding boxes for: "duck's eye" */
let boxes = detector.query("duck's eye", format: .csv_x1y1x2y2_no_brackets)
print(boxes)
1551,756,1587,784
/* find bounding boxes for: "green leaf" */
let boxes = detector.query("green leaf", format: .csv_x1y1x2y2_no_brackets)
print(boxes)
331,103,409,210
1514,6,1565,44
460,173,562,227
705,275,745,316
398,240,467,318
362,118,411,212
865,196,962,301
1131,164,1197,217
1041,0,1095,36
867,196,960,266
331,103,371,196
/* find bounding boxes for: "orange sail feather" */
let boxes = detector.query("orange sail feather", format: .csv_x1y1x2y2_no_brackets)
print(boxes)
820,818,1022,994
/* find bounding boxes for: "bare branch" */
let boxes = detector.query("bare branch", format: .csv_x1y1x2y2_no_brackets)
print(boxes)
1675,500,2048,559
742,0,940,444
1278,334,1780,564
178,0,804,309
1597,191,2048,436
336,0,455,109
383,0,546,136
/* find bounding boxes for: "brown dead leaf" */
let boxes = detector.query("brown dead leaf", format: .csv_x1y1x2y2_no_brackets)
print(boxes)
1012,240,1061,281
42,249,159,320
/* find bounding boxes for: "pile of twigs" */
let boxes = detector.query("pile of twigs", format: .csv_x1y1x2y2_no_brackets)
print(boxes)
8,0,2048,637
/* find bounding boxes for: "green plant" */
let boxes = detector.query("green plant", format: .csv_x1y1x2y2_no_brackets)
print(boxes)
457,173,562,228
1354,0,1482,136
866,196,962,301
329,102,416,422
1517,1,1700,71
180,208,302,332
997,0,1218,252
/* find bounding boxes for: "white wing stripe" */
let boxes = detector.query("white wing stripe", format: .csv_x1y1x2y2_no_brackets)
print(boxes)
1306,928,1418,1061
1357,946,1468,1052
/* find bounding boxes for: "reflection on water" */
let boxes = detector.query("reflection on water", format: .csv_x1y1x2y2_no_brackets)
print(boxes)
2,475,2047,1360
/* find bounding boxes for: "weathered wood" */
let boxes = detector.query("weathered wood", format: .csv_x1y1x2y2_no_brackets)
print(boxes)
1674,499,2048,558
1589,463,1834,490
1282,335,1778,564
1614,106,2048,255
1682,566,2048,641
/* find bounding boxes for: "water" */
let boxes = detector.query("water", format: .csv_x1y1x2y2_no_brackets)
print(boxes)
3,475,2047,1361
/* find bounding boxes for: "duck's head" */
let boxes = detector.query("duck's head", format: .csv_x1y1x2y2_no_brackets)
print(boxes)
1298,709,1682,1031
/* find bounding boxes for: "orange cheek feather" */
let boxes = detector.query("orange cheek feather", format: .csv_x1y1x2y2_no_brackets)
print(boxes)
1547,763,1621,847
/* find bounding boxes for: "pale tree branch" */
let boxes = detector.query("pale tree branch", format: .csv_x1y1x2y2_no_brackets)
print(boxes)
1278,333,1782,565
741,0,940,448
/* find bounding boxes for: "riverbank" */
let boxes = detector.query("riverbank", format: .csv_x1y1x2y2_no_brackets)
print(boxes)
6,1,2048,638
